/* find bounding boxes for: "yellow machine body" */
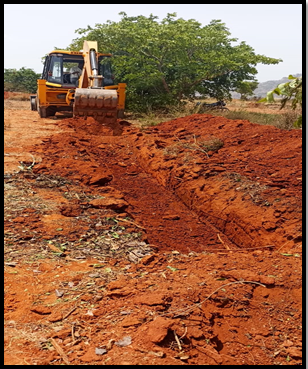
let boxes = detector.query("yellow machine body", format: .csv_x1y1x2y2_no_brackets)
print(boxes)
31,41,126,125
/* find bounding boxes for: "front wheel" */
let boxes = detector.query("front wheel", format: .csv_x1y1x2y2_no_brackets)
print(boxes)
38,106,57,118
46,106,57,117
38,106,47,118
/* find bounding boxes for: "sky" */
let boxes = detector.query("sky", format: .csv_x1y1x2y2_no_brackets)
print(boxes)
4,4,302,83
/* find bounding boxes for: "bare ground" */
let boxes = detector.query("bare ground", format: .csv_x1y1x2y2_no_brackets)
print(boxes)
4,97,302,365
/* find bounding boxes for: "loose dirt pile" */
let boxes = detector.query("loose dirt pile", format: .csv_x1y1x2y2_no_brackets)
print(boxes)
4,101,302,365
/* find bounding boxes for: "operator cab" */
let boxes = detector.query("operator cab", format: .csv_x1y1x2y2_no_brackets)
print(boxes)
41,53,115,88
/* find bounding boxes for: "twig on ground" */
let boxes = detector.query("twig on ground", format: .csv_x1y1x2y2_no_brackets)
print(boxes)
50,338,70,365
217,233,230,250
179,327,187,340
162,280,266,318
115,217,146,229
63,306,77,320
174,330,182,351
249,351,256,365
29,154,36,169
71,322,75,344
205,244,275,252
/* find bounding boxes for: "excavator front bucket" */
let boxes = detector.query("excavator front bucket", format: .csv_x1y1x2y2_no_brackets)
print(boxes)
73,88,118,124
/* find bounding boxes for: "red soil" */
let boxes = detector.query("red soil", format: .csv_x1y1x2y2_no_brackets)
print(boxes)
4,101,302,365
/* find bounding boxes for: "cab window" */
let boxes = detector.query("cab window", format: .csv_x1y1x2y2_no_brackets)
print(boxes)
99,57,114,86
47,56,63,84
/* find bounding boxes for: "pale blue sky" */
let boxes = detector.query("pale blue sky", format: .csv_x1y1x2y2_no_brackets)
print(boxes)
4,4,302,82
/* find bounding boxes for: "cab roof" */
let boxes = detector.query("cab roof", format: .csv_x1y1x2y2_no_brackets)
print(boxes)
49,50,112,57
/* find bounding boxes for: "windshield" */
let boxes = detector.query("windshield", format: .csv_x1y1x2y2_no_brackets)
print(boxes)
47,56,62,84
99,56,114,86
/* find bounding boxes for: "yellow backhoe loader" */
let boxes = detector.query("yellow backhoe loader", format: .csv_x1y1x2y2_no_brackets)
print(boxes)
30,41,126,132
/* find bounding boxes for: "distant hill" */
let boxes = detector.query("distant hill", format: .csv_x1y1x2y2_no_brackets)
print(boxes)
231,73,302,99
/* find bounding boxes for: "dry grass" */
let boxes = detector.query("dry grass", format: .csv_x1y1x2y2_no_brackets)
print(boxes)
4,91,31,101
196,137,224,152
225,172,270,206
163,145,180,157
4,170,152,265
177,135,224,154
4,322,49,346
129,97,300,130
4,99,30,110
163,135,224,160
275,110,301,130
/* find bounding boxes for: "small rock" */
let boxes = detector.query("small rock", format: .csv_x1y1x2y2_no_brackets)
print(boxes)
95,348,107,355
258,275,275,286
47,312,63,322
115,336,132,347
146,316,172,343
12,217,25,223
88,172,113,186
59,204,81,217
89,197,128,211
121,316,142,327
30,306,52,315
51,328,71,339
162,214,180,220
140,254,155,265
55,289,65,297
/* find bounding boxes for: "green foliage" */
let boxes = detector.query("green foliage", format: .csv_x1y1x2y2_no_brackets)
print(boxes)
235,80,259,100
259,75,302,127
68,12,282,113
219,109,298,130
4,68,40,93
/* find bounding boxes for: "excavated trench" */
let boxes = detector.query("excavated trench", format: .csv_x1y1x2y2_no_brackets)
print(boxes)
91,137,231,253
31,114,302,254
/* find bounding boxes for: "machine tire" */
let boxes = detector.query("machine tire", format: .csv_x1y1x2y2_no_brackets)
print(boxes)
38,106,47,118
30,95,37,111
46,106,57,117
38,106,57,118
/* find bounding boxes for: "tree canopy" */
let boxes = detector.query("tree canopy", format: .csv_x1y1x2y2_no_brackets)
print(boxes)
68,12,282,112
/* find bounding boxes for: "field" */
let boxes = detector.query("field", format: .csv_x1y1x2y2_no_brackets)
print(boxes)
4,94,302,365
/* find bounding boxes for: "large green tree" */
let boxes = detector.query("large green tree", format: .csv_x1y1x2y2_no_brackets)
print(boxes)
69,13,282,112
4,67,40,93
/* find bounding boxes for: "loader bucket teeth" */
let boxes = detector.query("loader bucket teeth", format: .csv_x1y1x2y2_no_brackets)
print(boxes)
73,88,118,124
